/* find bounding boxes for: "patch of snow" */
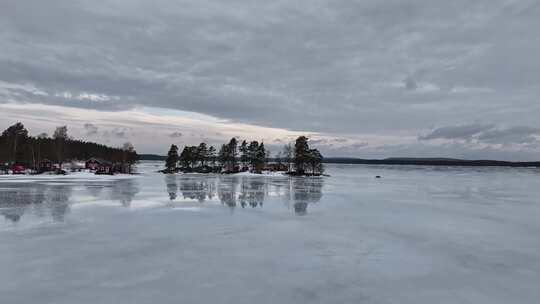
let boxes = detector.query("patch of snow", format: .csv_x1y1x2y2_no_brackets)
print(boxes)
233,171,287,177
0,171,140,183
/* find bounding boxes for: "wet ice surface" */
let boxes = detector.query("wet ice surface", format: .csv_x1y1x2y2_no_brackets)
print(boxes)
1,162,540,303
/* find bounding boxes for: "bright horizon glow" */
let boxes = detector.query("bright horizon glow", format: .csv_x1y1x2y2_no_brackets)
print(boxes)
3,102,539,161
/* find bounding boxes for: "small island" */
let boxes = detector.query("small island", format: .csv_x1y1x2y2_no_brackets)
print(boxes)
162,136,324,176
0,122,138,175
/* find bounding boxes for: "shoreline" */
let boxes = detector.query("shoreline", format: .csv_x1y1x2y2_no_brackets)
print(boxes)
322,158,540,168
140,155,540,168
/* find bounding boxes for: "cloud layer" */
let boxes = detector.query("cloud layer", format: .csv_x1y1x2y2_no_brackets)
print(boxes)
1,1,540,159
420,124,540,146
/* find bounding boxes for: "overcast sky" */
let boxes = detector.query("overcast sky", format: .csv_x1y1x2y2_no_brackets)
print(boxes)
1,0,540,160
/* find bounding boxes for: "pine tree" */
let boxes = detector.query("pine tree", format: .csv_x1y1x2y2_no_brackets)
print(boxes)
165,144,179,172
227,138,238,171
239,140,248,170
294,136,310,174
307,149,323,175
196,143,208,166
254,142,266,173
248,141,259,170
218,144,229,170
208,146,216,167
180,146,198,169
1,122,28,165
53,126,68,168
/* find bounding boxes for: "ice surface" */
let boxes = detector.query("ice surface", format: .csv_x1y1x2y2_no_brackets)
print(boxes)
1,162,540,303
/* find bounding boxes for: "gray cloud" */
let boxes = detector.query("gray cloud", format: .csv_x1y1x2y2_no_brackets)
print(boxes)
365,141,540,161
169,131,183,138
477,126,540,145
419,124,494,141
103,127,129,139
113,129,128,138
420,123,540,147
404,77,418,90
83,123,98,136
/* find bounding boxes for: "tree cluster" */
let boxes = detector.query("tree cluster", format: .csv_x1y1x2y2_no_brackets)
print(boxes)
239,140,267,173
291,136,324,175
165,138,268,174
0,122,138,171
164,136,323,175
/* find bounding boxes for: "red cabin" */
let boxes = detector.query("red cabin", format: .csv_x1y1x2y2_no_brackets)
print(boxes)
85,158,109,171
12,165,25,174
39,159,54,172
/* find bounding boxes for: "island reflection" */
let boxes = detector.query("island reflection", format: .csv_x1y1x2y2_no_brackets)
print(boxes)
0,175,323,224
166,175,324,215
0,179,140,224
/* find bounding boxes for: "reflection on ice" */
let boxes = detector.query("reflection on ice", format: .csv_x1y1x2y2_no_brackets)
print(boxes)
0,184,72,223
0,178,141,224
4,163,540,304
0,172,324,224
166,174,324,216
111,179,140,207
48,185,72,222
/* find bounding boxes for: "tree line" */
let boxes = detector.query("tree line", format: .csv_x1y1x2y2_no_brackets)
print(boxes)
0,122,138,170
165,136,324,175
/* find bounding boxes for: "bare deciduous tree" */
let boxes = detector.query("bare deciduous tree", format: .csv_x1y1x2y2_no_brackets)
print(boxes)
53,126,68,168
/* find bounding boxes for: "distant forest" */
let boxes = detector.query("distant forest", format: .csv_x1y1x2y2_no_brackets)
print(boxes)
0,122,138,168
164,136,324,175
321,157,540,167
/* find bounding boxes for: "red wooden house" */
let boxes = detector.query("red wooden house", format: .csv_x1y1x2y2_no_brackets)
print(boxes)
12,165,25,175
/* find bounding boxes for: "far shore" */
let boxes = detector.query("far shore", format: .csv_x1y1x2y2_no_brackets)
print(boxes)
140,154,540,168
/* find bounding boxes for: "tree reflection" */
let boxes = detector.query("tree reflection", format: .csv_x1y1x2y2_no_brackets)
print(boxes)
179,177,210,203
86,184,104,198
111,179,140,207
218,176,239,210
0,184,48,222
0,178,142,224
291,177,324,216
173,175,324,215
239,177,265,208
0,202,26,222
47,185,73,222
165,175,178,201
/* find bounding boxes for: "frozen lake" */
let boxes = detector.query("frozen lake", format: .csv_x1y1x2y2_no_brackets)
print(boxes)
1,162,540,303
